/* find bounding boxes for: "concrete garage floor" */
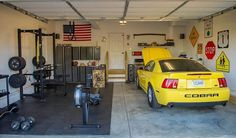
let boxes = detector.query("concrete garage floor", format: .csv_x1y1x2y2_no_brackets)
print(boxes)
2,83,236,138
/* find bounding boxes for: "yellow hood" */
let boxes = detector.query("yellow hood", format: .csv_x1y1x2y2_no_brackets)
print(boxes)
142,47,172,65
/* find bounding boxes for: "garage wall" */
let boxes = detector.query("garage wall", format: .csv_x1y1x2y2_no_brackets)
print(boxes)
183,10,236,94
54,20,185,64
0,5,53,107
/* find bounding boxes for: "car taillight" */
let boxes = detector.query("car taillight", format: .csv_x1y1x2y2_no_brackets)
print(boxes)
162,79,178,89
218,78,227,88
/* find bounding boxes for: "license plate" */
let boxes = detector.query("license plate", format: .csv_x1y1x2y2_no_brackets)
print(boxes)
192,80,204,87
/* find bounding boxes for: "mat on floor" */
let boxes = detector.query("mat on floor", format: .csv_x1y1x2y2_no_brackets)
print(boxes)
0,83,113,135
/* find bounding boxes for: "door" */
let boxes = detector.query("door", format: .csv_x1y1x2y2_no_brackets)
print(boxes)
141,61,155,91
109,33,124,69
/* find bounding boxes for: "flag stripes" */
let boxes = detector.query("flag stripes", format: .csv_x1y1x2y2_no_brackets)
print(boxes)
63,24,91,41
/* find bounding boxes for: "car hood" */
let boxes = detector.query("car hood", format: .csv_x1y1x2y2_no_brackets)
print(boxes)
142,47,172,65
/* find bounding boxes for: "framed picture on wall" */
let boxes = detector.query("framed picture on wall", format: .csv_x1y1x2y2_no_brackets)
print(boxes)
217,30,229,48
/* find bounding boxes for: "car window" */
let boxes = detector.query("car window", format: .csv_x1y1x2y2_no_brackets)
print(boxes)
159,59,210,72
144,62,151,71
144,61,155,72
149,62,155,72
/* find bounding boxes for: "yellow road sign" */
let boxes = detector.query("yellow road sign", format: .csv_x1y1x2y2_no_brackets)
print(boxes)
189,26,199,47
216,51,230,72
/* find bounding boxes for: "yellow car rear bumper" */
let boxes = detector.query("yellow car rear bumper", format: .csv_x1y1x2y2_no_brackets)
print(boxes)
158,88,230,106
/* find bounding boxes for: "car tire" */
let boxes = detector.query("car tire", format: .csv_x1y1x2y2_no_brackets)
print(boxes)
136,76,141,89
147,85,162,109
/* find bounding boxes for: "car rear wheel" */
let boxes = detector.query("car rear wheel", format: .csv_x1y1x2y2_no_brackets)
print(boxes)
147,85,162,109
136,76,141,89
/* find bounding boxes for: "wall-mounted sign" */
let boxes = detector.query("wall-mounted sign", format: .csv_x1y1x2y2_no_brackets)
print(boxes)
197,43,203,54
204,18,213,38
205,41,216,59
189,26,199,47
132,51,142,56
217,30,229,48
216,51,230,72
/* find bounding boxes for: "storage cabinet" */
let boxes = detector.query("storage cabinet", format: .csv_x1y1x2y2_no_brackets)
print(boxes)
80,47,97,60
64,47,72,82
55,46,72,82
55,46,102,83
72,47,80,60
94,47,100,60
78,66,86,83
80,47,87,60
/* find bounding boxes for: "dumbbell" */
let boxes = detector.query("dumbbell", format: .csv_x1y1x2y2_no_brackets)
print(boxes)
21,116,36,131
10,116,26,131
10,121,20,131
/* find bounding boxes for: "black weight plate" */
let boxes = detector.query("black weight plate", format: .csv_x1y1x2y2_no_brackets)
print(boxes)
19,57,26,70
9,74,27,88
33,70,47,80
32,56,46,67
8,57,26,71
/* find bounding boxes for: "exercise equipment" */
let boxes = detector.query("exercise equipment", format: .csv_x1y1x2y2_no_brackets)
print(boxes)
10,116,36,131
71,85,101,128
8,56,26,71
9,74,27,88
26,116,35,126
16,28,65,100
32,56,46,67
0,103,19,119
11,121,20,131
17,116,26,123
0,75,19,119
11,116,26,130
21,121,31,131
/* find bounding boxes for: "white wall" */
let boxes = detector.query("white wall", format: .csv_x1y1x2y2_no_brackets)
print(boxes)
183,10,236,94
0,5,186,107
0,5,52,107
54,20,185,64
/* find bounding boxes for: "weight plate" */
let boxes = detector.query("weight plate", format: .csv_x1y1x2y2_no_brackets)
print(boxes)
32,56,46,67
33,70,47,80
20,121,31,131
8,57,26,71
11,121,20,131
9,74,27,88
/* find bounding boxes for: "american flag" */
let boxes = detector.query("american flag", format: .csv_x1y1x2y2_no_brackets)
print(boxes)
63,24,91,41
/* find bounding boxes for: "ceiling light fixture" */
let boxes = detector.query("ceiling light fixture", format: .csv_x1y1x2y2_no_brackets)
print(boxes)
119,19,127,25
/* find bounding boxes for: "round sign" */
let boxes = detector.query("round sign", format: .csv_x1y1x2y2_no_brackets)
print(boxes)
205,41,216,59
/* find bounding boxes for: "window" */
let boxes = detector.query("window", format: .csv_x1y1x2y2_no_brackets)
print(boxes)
144,61,155,72
159,59,209,72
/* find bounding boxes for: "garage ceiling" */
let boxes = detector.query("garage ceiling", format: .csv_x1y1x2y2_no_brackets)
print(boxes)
4,0,236,21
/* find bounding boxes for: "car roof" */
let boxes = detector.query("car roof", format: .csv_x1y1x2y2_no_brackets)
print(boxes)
152,57,188,62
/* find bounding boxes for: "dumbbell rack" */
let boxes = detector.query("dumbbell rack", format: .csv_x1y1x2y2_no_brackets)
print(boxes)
0,75,10,110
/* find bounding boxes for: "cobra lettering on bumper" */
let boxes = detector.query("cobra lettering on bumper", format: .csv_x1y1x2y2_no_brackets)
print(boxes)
185,93,219,98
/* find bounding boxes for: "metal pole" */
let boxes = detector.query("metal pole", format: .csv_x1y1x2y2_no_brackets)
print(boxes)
6,76,10,109
38,29,44,100
35,33,38,62
17,29,24,101
52,33,56,77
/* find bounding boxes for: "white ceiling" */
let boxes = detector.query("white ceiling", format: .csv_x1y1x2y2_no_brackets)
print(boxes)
6,0,236,21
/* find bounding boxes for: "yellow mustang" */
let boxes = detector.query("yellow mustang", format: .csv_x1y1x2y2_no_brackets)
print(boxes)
136,47,230,108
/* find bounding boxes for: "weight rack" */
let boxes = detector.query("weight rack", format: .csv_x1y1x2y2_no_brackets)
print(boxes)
17,29,65,100
0,75,10,110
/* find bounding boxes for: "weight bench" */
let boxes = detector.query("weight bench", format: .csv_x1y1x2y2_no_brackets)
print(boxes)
31,79,66,98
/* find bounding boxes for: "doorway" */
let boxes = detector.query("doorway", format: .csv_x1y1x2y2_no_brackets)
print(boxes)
108,33,124,70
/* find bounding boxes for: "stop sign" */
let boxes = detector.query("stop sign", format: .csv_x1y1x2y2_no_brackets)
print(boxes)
205,41,216,59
